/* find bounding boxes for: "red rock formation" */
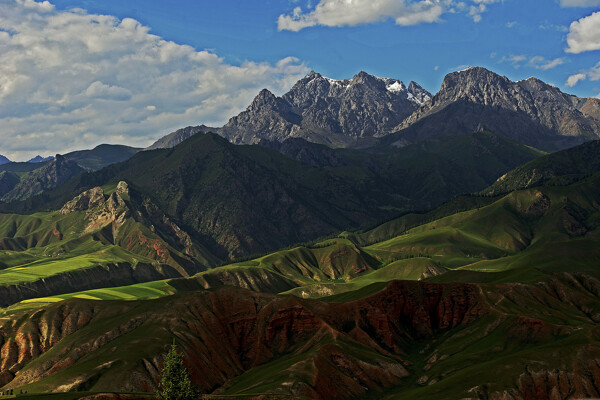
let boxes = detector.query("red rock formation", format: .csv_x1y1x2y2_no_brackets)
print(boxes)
0,277,598,399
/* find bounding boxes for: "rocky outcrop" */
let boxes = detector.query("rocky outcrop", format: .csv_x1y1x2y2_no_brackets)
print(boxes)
391,67,600,150
57,181,211,270
219,71,431,147
484,359,600,400
59,182,129,232
0,281,483,396
579,97,600,121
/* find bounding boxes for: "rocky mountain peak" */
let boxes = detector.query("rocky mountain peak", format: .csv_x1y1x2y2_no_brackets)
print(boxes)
145,125,216,150
516,76,557,93
250,88,277,109
408,81,432,104
393,66,600,150
220,70,431,146
351,70,379,84
441,67,511,94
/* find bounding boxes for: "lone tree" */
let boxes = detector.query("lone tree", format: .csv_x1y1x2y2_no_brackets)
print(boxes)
156,341,197,400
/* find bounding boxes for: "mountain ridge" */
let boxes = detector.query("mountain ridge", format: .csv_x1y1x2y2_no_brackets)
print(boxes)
387,66,600,150
0,131,543,263
148,67,600,152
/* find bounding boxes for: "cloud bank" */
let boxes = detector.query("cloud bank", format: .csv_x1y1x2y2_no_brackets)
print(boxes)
0,0,309,160
500,54,566,70
277,0,503,31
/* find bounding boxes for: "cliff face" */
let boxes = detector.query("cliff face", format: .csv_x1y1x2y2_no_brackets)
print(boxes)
219,71,431,147
2,276,599,399
391,67,600,150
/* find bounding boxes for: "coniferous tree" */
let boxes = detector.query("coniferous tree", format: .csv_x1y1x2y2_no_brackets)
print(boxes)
156,341,197,400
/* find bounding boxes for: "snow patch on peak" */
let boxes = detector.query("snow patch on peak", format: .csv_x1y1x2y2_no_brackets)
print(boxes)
386,81,406,93
456,66,476,73
324,76,350,88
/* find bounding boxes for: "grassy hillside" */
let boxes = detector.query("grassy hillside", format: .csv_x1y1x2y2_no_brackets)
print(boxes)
2,165,599,310
0,131,543,262
484,139,600,195
0,182,222,307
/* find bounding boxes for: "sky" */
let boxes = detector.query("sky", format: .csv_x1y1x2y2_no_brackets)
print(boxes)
1,0,600,160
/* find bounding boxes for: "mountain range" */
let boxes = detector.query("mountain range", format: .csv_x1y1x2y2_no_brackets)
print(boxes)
0,144,140,204
0,131,542,262
1,66,600,400
148,67,600,152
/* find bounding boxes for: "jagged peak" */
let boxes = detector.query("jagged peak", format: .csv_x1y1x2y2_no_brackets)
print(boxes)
408,81,424,91
449,66,501,77
256,88,275,98
305,70,322,79
249,88,277,108
351,70,381,84
441,66,511,91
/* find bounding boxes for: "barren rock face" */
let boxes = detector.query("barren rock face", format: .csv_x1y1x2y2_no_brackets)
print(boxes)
59,187,106,214
219,71,431,146
393,67,600,150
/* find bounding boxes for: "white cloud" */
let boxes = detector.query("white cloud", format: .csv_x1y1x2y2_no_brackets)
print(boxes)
0,1,309,160
85,81,132,101
278,0,445,31
469,4,485,22
565,73,587,87
500,54,565,70
529,56,565,70
506,21,517,28
561,62,600,89
539,23,569,32
560,0,600,6
588,62,600,80
566,12,600,53
277,0,502,31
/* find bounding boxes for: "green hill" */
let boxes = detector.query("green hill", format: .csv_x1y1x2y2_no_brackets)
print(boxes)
0,131,542,261
484,139,600,195
62,144,140,171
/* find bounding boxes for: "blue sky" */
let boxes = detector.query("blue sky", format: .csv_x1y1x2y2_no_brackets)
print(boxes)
48,0,600,96
1,0,600,159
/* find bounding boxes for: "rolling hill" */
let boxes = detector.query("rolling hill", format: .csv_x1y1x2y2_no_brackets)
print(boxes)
0,131,542,261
